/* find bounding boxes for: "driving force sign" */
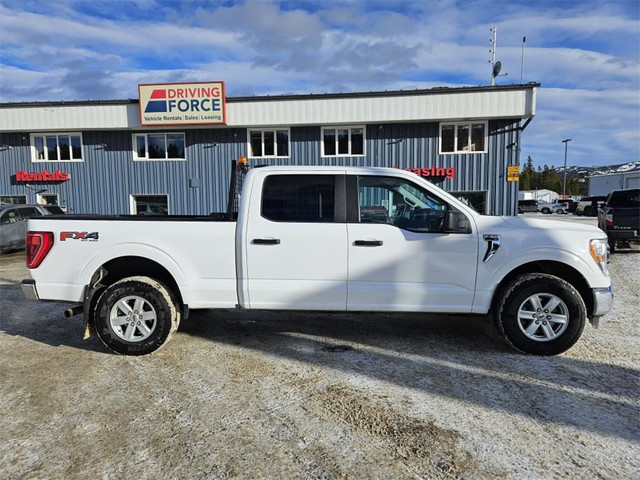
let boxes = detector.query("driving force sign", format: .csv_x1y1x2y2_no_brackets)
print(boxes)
138,81,226,126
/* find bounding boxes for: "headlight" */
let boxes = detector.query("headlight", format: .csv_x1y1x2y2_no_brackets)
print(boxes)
590,239,609,276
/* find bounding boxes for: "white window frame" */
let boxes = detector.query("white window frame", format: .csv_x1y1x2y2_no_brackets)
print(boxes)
37,193,59,206
133,132,186,161
321,126,366,157
30,133,84,162
129,194,170,215
439,122,488,154
247,128,291,158
0,195,27,204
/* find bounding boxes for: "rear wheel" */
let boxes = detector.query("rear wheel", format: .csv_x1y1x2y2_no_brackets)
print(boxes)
608,237,617,253
94,276,180,355
494,274,586,355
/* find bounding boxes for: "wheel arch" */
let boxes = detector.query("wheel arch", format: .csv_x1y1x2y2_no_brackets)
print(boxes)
491,260,593,316
84,256,186,330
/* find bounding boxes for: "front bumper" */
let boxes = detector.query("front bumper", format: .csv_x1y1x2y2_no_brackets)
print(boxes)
592,285,614,318
21,279,39,301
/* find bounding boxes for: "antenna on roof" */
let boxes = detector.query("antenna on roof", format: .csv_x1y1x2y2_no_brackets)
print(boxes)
489,26,508,85
521,36,526,83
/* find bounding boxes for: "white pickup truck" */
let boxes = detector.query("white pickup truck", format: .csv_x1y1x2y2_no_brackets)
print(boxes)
21,166,613,356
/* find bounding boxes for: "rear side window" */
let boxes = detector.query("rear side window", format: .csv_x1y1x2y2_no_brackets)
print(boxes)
18,207,41,219
262,175,335,222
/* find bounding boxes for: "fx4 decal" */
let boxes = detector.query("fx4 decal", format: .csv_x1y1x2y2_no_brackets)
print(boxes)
60,231,99,242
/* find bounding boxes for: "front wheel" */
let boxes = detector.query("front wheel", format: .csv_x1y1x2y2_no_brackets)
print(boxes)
94,276,180,355
493,274,586,355
541,208,551,214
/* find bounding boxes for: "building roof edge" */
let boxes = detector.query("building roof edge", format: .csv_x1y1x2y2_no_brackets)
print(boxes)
0,83,541,108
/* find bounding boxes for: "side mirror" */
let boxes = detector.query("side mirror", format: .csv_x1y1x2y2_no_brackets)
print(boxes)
443,210,471,234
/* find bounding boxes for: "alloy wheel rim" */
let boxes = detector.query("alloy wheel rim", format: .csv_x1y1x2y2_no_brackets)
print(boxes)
517,293,569,342
109,295,157,342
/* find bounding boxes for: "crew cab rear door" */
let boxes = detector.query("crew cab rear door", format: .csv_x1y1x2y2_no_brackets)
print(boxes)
346,174,478,313
243,172,348,310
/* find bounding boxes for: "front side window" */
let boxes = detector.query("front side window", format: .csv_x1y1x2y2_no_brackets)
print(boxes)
133,133,185,161
31,133,83,162
450,191,488,214
357,176,449,233
248,129,290,158
322,126,364,157
440,122,486,154
262,175,335,223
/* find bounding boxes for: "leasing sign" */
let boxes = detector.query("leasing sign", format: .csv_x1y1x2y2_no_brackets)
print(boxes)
138,81,226,126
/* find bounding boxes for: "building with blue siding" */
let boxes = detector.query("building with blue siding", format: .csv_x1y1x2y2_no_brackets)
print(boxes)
0,83,537,216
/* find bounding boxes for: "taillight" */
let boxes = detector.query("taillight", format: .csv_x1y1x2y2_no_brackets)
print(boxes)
605,210,613,227
26,231,54,269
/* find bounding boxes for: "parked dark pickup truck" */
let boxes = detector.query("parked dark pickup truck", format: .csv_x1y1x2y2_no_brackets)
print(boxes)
598,188,640,253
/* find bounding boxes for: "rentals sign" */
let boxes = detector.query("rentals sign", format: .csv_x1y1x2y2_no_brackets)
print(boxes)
138,81,226,126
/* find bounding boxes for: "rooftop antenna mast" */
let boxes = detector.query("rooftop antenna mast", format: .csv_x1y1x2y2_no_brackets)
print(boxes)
489,26,507,85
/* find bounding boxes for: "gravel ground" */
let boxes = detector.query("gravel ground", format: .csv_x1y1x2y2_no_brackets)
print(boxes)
1,216,638,479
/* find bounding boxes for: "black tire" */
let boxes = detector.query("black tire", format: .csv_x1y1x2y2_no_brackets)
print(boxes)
493,273,586,355
608,237,617,253
541,208,550,214
93,276,180,355
584,206,594,217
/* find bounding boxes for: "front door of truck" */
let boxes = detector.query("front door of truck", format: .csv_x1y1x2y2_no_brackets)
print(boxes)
347,175,478,312
244,173,348,310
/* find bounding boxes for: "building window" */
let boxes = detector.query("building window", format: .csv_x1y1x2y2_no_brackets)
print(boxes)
37,193,60,206
439,122,486,154
321,126,365,157
133,133,185,161
130,194,169,215
0,195,27,204
31,133,83,162
248,129,290,158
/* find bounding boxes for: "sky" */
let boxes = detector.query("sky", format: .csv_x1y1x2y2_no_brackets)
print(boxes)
0,0,638,169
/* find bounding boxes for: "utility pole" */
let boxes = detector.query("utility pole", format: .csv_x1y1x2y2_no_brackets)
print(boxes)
562,138,572,198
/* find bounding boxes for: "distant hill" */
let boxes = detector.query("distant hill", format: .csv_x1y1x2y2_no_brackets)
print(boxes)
557,161,640,177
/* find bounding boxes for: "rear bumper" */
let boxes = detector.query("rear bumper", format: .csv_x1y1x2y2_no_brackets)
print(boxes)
21,279,39,301
592,285,614,318
606,229,639,241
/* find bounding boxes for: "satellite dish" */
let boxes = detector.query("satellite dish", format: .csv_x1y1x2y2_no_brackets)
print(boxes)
492,61,502,78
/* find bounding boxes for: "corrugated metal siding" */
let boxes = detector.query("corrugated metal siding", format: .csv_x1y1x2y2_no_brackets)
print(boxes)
0,129,246,215
0,87,536,132
245,121,520,216
1,120,519,216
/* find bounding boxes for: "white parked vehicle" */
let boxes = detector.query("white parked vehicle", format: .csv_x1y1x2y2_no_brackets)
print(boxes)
22,167,613,356
538,201,569,214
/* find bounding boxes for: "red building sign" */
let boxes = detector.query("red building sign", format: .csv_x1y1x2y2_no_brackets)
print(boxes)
15,170,70,182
